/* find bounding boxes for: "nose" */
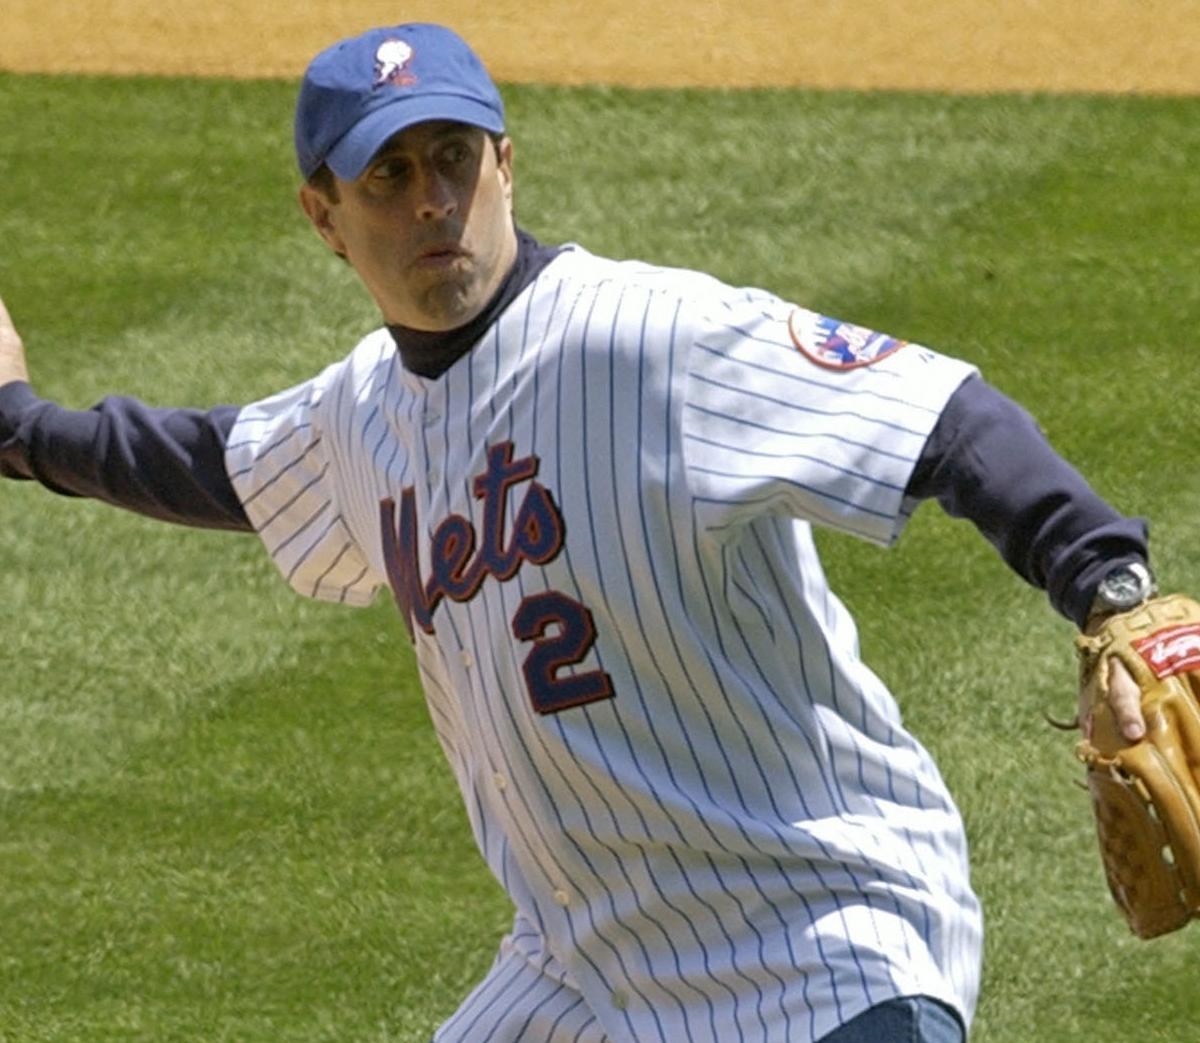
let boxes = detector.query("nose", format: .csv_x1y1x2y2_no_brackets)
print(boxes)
415,165,456,221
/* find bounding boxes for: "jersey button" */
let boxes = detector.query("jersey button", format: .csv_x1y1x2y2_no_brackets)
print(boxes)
427,470,441,486
611,990,628,1011
425,412,441,426
492,772,507,791
552,888,570,907
461,650,474,669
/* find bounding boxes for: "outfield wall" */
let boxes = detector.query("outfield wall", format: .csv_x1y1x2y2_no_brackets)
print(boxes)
3,0,1198,93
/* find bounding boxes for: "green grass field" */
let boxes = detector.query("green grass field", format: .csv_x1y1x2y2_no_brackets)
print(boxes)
1,71,1198,1041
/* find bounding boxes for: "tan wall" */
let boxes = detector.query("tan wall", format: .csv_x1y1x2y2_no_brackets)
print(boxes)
3,0,1198,93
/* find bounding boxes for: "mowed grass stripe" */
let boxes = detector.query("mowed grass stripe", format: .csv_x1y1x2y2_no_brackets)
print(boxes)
1,73,1197,1041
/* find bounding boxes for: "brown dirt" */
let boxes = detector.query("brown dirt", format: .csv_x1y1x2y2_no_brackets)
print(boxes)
3,0,1198,93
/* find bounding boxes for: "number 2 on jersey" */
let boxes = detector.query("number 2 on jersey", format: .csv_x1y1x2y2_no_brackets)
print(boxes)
379,442,615,717
512,590,614,714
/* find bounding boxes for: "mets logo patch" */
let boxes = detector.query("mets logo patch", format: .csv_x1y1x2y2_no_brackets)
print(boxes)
373,40,417,88
788,309,907,370
1134,623,1200,679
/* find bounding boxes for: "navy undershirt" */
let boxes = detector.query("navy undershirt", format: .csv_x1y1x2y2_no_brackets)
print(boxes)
0,229,1147,628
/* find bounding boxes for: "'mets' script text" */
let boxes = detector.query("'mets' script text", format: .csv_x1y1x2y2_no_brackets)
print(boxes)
379,441,614,714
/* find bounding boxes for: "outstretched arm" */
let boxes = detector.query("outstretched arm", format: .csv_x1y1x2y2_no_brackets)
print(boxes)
908,374,1148,628
0,295,251,532
910,374,1146,740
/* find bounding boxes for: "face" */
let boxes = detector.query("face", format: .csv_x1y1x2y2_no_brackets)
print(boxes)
300,121,517,331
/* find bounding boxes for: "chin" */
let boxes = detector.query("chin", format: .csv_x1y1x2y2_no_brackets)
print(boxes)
418,281,488,330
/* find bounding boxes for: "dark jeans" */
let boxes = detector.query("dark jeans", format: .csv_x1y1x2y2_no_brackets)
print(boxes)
817,996,965,1043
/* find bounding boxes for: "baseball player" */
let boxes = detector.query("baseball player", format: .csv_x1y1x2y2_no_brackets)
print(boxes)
0,22,1154,1043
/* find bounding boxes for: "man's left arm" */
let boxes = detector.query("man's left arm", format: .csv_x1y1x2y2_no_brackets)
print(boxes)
908,374,1146,738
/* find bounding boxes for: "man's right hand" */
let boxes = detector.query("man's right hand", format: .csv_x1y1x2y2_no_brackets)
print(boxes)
0,295,30,388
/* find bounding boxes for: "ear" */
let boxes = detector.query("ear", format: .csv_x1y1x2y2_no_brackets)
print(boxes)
298,183,348,257
496,136,514,205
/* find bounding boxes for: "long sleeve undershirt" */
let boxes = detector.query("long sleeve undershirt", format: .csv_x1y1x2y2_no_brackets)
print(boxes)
0,373,1148,629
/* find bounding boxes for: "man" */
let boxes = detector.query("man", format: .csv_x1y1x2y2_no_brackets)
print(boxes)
0,22,1153,1043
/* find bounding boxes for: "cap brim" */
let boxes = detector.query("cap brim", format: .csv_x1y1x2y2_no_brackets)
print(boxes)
324,95,505,180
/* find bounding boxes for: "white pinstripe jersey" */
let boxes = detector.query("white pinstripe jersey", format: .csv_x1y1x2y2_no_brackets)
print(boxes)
226,245,982,1043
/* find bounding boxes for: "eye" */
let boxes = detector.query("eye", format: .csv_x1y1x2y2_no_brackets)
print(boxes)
367,156,411,184
438,139,474,168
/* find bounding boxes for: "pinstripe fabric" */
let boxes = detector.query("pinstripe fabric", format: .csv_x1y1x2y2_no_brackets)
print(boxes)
225,246,982,1043
436,928,610,1043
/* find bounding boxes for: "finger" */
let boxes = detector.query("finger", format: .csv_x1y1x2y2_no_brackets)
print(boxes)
1076,686,1092,739
0,295,16,339
0,294,30,386
1107,657,1145,742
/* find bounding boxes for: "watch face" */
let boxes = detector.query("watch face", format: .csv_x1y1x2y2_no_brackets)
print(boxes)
1106,573,1141,603
1099,564,1153,609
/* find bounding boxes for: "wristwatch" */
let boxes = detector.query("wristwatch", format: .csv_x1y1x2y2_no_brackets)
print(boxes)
1089,561,1157,617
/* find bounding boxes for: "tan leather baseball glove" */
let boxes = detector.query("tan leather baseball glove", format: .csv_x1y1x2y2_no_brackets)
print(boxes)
1076,593,1200,938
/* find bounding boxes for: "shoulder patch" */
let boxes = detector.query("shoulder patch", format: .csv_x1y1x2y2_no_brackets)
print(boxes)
788,310,907,370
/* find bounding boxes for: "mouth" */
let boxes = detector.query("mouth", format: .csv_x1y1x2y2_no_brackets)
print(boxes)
414,242,470,269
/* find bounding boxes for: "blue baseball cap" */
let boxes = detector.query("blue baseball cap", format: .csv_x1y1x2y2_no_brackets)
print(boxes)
294,23,505,181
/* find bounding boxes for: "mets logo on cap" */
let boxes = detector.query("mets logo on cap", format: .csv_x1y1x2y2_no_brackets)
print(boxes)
373,39,417,88
788,308,907,370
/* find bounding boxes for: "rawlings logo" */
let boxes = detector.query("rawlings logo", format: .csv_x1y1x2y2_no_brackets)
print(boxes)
788,310,907,371
1134,623,1200,679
